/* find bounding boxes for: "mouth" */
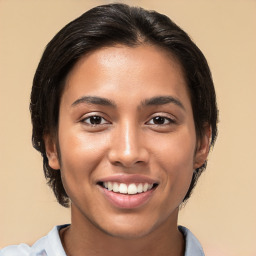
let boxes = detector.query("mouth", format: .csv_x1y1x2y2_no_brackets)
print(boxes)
97,181,158,195
96,175,159,209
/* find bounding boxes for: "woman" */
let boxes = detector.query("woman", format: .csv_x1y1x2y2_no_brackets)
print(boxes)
1,3,218,256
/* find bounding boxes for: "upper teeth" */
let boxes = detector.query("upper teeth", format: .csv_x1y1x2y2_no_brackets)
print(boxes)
103,182,153,195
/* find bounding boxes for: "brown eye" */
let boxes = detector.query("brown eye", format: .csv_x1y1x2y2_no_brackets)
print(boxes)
148,116,173,125
152,116,165,124
83,116,108,125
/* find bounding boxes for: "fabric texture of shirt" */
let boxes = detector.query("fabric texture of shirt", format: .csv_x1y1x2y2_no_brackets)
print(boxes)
0,225,204,256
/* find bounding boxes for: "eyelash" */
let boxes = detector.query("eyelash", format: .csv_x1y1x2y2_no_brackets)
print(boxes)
81,115,110,126
146,116,175,126
81,114,176,127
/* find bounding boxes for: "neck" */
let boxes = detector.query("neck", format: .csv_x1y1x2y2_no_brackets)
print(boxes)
60,207,184,256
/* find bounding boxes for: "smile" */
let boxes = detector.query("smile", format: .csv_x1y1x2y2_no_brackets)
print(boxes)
102,182,155,195
97,175,159,209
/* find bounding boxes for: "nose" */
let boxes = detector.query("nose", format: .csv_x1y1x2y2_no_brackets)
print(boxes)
107,121,149,168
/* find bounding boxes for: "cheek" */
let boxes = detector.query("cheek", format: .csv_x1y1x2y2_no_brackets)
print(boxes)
154,128,196,168
57,130,109,193
153,129,196,195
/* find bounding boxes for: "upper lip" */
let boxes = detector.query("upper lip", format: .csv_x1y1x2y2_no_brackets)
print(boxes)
97,174,159,185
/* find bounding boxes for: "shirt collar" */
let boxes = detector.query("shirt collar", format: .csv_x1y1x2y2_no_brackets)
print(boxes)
178,226,205,256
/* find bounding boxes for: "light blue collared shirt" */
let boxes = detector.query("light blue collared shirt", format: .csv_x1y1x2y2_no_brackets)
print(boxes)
0,225,204,256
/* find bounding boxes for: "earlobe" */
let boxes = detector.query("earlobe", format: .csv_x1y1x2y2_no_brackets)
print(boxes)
193,125,211,169
44,134,60,170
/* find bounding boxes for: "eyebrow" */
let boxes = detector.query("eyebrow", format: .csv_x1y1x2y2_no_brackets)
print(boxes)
71,96,116,108
140,96,185,110
71,95,185,110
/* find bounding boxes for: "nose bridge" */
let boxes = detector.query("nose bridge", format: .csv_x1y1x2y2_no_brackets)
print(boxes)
123,120,137,157
108,119,148,167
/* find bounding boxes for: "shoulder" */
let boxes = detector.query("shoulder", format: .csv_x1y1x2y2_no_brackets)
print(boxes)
0,242,47,256
0,225,68,256
178,226,205,256
0,243,34,256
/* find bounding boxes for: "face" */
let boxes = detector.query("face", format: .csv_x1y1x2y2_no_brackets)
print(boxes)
46,44,210,238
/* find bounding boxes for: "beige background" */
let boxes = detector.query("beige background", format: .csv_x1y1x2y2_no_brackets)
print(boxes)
0,0,255,255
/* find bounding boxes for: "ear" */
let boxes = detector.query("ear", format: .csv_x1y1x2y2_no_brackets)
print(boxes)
193,124,212,169
44,134,60,170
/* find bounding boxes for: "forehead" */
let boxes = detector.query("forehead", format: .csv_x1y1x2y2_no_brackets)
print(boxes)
62,44,191,108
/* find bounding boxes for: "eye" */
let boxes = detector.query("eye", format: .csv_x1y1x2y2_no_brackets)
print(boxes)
82,115,109,125
147,116,174,125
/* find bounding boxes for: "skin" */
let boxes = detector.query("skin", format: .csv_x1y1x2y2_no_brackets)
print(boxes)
45,44,210,256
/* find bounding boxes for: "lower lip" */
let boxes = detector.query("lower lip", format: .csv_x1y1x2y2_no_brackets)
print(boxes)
100,187,155,209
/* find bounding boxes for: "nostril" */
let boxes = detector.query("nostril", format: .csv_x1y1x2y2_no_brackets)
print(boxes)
107,144,149,168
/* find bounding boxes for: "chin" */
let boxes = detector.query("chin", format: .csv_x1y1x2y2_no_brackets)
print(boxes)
94,219,156,239
102,227,153,240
